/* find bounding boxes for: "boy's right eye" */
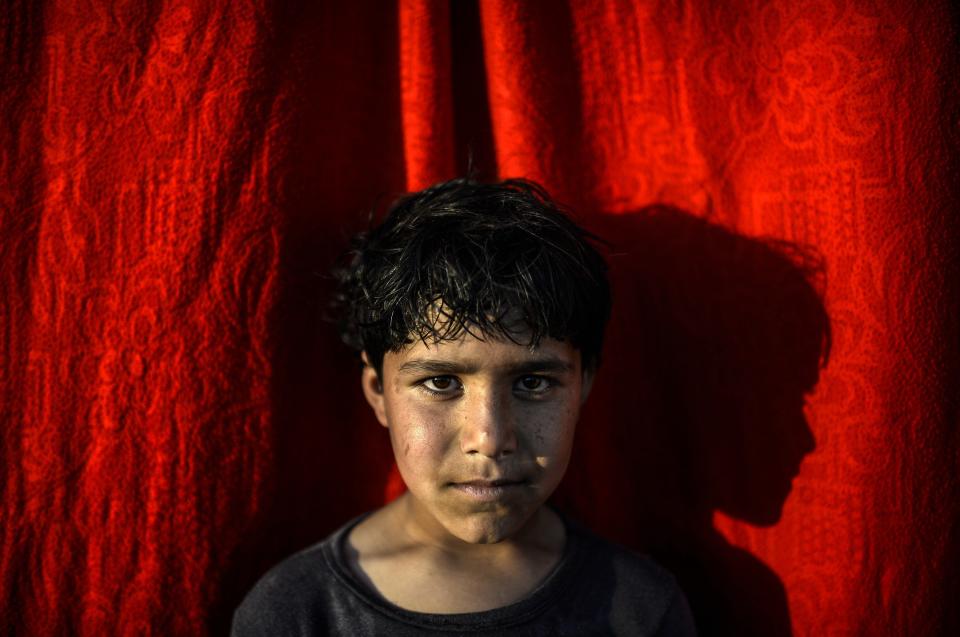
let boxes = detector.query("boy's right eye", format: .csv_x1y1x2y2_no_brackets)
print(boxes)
420,376,462,394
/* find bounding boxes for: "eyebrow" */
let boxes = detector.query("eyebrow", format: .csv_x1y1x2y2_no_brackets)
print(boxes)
396,357,574,376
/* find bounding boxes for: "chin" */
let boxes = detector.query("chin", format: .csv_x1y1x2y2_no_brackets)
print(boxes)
445,509,529,544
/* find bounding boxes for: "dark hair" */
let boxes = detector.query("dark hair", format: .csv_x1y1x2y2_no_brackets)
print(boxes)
333,178,611,376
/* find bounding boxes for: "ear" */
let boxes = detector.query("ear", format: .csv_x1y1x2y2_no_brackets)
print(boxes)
360,352,388,428
579,365,596,406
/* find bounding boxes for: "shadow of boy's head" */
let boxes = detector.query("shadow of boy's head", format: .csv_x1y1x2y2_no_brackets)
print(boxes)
584,207,830,528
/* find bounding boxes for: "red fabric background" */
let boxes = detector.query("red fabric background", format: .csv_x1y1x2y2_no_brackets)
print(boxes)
2,1,958,635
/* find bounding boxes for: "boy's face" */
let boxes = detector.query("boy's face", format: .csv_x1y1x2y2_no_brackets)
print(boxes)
361,330,593,545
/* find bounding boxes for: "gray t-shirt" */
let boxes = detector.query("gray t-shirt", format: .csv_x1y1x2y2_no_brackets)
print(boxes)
231,514,696,636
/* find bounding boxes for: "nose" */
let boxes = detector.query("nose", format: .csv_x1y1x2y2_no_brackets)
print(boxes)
459,387,518,458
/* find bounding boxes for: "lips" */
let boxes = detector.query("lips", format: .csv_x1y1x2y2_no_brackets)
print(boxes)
449,478,528,501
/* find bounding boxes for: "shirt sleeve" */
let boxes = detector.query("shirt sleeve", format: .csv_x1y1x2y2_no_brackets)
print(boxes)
230,599,293,637
230,574,308,637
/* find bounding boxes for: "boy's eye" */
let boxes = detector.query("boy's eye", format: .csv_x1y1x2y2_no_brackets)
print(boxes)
421,376,461,393
515,375,550,393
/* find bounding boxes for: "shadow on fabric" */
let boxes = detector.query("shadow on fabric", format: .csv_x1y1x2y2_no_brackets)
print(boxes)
558,206,831,637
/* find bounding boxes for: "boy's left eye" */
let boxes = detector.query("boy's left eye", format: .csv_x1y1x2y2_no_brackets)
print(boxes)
515,375,550,393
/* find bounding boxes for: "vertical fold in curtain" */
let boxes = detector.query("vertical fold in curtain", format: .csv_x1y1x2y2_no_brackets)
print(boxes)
399,0,455,190
477,0,594,206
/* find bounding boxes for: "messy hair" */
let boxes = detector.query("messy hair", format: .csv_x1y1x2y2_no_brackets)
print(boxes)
333,178,611,376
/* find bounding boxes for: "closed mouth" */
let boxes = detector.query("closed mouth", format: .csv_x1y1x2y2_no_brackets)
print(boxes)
449,479,528,500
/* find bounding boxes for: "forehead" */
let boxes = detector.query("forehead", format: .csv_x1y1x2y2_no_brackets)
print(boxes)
384,332,581,375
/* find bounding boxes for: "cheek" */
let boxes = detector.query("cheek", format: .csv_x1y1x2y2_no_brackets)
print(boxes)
524,400,579,453
386,400,449,465
395,427,442,468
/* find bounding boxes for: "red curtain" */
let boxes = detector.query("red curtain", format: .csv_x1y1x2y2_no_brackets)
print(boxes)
2,1,957,635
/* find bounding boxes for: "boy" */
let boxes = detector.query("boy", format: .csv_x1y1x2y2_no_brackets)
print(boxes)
232,179,696,635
